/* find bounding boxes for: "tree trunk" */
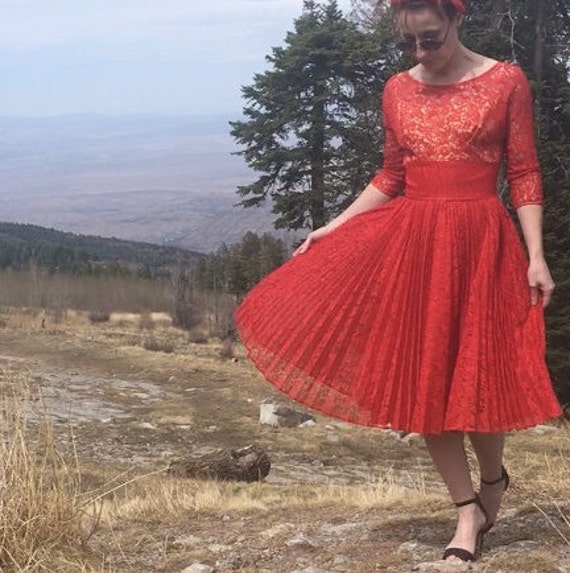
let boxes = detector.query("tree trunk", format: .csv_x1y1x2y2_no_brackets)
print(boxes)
310,82,327,229
532,0,548,129
490,0,507,29
167,445,271,482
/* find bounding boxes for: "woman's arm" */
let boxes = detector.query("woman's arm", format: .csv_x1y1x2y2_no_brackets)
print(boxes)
516,204,555,307
327,184,394,231
506,67,555,307
293,185,393,255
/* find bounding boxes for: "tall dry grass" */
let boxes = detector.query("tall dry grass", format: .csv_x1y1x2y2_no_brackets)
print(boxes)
0,369,102,572
0,269,172,314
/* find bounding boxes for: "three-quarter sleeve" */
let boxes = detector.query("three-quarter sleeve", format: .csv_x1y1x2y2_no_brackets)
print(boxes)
369,80,405,198
505,67,543,208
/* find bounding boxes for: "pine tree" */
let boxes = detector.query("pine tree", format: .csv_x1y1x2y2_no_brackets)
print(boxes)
231,0,391,230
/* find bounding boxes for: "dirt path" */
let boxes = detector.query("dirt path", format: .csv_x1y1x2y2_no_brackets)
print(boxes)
0,326,568,573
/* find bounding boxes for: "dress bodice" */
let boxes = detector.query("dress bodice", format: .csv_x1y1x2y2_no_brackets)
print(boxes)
370,62,542,208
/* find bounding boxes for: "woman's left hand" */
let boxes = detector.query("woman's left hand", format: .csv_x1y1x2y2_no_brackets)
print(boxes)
528,257,555,307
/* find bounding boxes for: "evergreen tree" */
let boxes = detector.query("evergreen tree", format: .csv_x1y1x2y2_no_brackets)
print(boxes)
196,233,287,299
231,0,391,230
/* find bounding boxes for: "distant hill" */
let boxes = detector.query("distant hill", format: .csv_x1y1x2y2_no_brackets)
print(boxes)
0,221,202,273
0,114,299,252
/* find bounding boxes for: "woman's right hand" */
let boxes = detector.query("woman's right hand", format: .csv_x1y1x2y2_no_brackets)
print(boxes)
292,225,332,257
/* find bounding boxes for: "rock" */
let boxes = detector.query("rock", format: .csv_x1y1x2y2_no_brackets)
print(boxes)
326,422,350,430
192,446,219,456
332,554,351,566
216,553,244,570
260,403,316,427
385,429,419,442
531,424,558,434
180,565,215,573
289,568,335,573
397,540,434,560
207,543,233,554
500,539,541,553
286,532,318,549
172,534,202,548
138,422,157,430
412,560,473,572
259,403,280,426
320,522,361,536
401,432,421,444
299,419,317,428
326,434,340,443
260,523,294,539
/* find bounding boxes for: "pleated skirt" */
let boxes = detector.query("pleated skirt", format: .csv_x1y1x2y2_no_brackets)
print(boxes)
235,164,562,434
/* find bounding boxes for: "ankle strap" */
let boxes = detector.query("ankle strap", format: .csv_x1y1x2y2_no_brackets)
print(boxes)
454,496,478,508
481,465,508,486
453,494,489,520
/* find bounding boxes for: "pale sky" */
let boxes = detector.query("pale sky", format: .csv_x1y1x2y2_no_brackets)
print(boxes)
0,0,353,117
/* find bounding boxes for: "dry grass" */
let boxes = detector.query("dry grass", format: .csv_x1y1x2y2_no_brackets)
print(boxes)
0,306,567,572
98,470,439,525
0,270,172,314
0,369,104,572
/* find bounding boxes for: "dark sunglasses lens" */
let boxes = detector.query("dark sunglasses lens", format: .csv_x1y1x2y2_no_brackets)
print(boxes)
396,39,416,52
396,38,443,52
420,39,443,50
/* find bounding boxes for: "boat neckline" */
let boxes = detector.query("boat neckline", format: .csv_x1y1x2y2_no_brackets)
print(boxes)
405,61,502,88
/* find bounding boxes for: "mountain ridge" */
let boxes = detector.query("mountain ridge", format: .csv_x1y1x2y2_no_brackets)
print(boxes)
0,113,298,252
0,220,202,272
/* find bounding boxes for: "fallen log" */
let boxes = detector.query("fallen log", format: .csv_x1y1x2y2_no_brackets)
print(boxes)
167,444,271,482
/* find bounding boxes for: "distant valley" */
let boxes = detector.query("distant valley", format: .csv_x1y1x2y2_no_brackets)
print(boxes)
0,114,297,253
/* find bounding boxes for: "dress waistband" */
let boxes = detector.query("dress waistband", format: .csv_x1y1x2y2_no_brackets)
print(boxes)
404,161,499,201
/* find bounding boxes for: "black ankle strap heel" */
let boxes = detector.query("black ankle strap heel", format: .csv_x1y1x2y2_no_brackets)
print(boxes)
442,494,489,562
480,465,510,534
480,464,510,490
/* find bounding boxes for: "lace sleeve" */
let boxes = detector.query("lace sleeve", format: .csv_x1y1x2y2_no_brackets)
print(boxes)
370,80,405,198
506,67,543,209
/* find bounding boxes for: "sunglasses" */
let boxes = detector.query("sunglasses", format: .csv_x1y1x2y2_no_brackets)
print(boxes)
396,25,451,53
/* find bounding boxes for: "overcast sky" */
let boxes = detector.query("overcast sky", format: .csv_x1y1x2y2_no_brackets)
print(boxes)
0,0,353,117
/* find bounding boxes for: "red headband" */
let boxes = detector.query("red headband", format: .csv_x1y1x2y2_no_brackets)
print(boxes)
390,0,467,14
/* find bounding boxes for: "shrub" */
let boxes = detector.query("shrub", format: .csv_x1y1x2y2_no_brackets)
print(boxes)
138,312,156,331
219,337,235,360
87,309,110,323
187,328,209,344
142,336,175,353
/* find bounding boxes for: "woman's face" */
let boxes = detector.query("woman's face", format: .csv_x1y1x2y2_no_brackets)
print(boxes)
395,7,461,72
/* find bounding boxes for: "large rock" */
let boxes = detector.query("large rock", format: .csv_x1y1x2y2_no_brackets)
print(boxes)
180,565,215,573
260,403,316,427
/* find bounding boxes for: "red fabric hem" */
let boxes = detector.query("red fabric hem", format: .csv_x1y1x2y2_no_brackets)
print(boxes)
240,338,563,436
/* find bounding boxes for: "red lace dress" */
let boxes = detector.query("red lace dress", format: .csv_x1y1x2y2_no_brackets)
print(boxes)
235,62,563,434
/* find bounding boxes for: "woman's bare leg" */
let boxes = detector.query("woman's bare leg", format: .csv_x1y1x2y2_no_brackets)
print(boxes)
468,432,506,525
424,432,487,560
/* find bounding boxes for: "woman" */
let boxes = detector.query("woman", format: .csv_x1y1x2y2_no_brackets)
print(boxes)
235,0,563,563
